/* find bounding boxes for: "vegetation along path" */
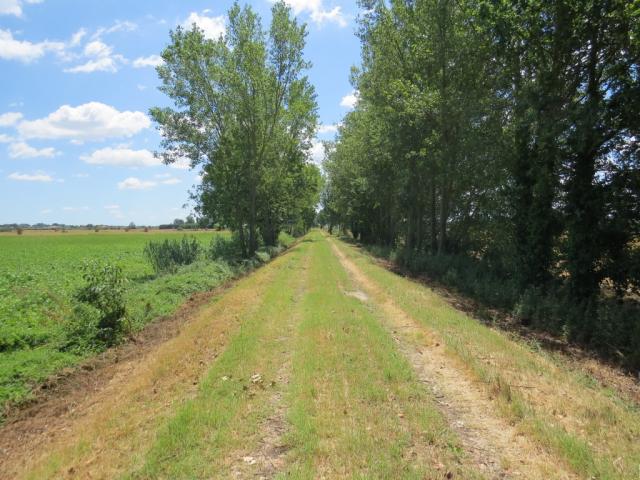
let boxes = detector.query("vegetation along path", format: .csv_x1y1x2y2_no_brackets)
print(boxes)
1,230,638,479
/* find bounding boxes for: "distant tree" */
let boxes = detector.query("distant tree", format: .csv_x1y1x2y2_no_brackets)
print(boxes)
128,222,136,230
173,218,185,227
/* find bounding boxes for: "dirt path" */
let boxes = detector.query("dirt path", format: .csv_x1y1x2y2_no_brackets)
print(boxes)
0,247,301,479
328,237,577,480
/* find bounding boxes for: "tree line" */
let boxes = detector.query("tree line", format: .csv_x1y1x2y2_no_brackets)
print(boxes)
152,1,321,257
321,0,640,367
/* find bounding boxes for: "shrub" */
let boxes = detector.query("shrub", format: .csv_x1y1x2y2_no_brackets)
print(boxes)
255,250,271,263
144,235,201,274
277,231,295,248
207,234,243,261
16,227,23,235
68,261,128,348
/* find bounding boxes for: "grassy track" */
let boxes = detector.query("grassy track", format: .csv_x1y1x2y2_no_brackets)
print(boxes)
279,232,477,479
3,230,638,479
126,238,311,479
331,235,640,480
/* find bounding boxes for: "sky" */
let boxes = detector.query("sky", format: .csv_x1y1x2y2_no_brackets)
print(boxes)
0,0,360,225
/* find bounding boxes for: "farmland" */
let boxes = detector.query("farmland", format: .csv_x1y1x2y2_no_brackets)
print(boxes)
1,0,639,478
0,229,235,409
1,231,639,479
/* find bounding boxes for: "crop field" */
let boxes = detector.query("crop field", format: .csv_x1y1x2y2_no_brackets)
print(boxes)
0,229,233,409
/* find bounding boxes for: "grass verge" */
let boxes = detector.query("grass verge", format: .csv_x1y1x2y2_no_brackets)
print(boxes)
124,239,310,479
333,236,640,479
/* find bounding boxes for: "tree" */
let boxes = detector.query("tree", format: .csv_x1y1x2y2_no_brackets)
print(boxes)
152,1,318,256
324,0,640,364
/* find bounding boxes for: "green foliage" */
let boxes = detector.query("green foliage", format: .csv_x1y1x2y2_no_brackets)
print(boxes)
71,261,128,347
143,236,201,274
0,231,220,409
152,1,320,256
324,0,640,368
208,234,244,262
0,228,293,410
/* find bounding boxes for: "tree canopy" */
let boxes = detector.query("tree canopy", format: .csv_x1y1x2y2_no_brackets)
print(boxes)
152,1,321,256
322,0,640,366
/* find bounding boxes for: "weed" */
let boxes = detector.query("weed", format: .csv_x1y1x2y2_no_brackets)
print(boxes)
144,235,201,274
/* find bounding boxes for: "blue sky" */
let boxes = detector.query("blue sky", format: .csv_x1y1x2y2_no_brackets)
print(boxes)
0,0,359,225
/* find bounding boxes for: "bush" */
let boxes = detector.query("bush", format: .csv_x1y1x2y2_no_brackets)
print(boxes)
208,234,243,261
277,231,295,248
16,228,23,235
67,261,128,348
144,235,201,274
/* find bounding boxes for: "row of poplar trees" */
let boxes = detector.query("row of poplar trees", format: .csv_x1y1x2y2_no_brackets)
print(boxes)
322,0,640,365
152,2,321,257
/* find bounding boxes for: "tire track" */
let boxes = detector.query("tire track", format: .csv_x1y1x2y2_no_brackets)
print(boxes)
328,237,577,480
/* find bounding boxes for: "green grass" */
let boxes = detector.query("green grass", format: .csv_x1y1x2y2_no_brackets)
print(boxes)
120,231,478,479
0,230,230,410
279,232,477,479
125,237,309,479
333,236,640,479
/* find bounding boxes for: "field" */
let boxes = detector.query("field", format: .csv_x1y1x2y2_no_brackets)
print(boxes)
0,229,233,409
0,230,638,479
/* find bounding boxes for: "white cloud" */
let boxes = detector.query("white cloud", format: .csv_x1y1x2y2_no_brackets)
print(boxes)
0,133,13,143
104,204,124,219
64,57,120,73
8,141,58,158
63,206,89,212
8,170,53,182
133,54,163,68
0,0,43,17
69,28,87,47
81,147,161,167
137,84,147,91
118,177,157,190
0,29,65,62
64,40,126,73
117,174,181,190
92,20,137,40
83,40,111,57
18,102,150,141
182,11,225,40
41,208,52,214
340,90,358,109
279,0,347,27
0,111,23,126
169,157,191,170
309,140,324,165
317,123,338,135
161,177,181,185
72,172,89,178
